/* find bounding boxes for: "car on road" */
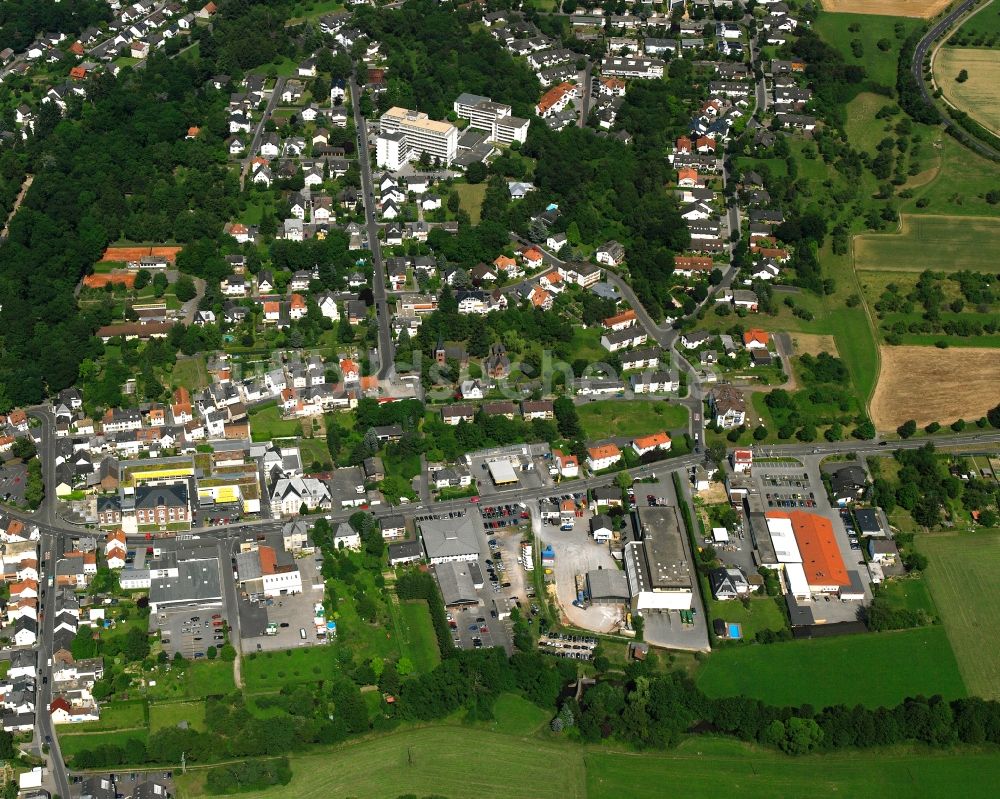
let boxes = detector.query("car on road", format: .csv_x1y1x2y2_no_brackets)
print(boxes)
470,496,481,503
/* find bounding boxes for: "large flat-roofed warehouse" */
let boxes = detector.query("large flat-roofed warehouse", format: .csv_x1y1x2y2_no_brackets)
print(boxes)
486,459,519,486
768,511,850,594
586,568,630,604
624,506,694,611
148,551,223,613
419,513,481,564
433,561,481,608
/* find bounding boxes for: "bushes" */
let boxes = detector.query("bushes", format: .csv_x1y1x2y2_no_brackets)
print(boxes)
205,758,292,794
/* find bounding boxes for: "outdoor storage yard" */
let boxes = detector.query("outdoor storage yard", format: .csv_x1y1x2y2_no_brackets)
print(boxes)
870,346,1000,428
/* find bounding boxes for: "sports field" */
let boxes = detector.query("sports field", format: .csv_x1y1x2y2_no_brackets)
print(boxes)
821,0,951,18
920,530,1000,699
870,346,1000,428
696,627,966,708
100,245,182,263
577,400,688,439
172,725,1000,799
854,214,1000,273
936,48,1000,134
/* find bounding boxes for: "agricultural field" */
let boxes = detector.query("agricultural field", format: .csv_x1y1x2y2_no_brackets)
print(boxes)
920,530,1000,699
175,726,588,799
577,399,688,440
870,346,1000,428
587,739,1000,799
814,13,918,86
854,214,1000,273
790,333,840,358
935,48,1000,135
820,0,952,18
171,725,1000,799
899,133,1000,216
696,626,966,708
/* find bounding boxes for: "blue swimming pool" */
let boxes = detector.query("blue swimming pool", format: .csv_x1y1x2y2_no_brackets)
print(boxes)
728,623,742,639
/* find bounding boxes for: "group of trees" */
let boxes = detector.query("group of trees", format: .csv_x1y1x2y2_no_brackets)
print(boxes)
0,0,109,52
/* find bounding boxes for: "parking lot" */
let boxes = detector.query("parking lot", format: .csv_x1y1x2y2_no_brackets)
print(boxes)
538,631,596,662
155,606,227,659
240,553,329,652
72,772,174,799
0,461,27,505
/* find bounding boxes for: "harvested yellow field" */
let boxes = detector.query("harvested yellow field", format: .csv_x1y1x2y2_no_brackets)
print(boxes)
936,48,1000,135
870,346,1000,429
791,333,840,358
821,0,952,17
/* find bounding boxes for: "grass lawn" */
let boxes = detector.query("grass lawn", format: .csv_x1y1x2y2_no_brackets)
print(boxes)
569,326,609,365
242,646,340,694
146,660,236,701
65,700,146,733
814,12,918,87
295,436,332,470
454,182,487,224
877,576,939,621
59,729,149,762
919,530,1000,699
286,0,345,24
899,132,1000,218
251,56,300,78
696,627,966,708
393,599,441,674
487,693,552,736
577,400,688,439
249,403,302,441
707,596,788,641
150,700,207,732
168,355,210,391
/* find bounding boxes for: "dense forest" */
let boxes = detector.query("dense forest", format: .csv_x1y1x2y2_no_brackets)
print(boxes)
0,0,304,409
356,0,541,119
0,0,109,53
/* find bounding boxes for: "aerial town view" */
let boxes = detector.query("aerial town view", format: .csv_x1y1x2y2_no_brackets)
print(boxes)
0,0,998,796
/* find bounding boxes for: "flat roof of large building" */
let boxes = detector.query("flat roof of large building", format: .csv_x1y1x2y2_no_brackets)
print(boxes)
149,558,222,607
635,506,692,591
768,511,849,588
384,106,456,134
419,513,481,560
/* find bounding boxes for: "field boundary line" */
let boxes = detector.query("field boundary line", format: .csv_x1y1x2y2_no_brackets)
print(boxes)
848,230,882,414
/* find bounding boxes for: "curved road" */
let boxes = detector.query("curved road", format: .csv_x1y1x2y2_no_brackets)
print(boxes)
912,0,1000,160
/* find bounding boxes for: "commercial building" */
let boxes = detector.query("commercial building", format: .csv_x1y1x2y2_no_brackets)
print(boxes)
134,482,190,528
148,551,223,614
453,93,530,145
487,459,519,486
235,541,302,599
767,510,852,595
419,513,481,564
433,561,481,608
624,506,694,612
586,568,629,604
377,107,458,168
